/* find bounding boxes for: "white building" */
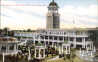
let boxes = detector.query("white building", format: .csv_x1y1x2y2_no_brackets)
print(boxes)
0,37,19,55
0,37,19,62
35,29,92,48
14,29,95,55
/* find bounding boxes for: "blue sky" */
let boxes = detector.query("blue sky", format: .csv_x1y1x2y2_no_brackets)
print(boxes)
1,0,98,30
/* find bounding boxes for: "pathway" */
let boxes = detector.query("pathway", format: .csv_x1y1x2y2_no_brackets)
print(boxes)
47,56,59,61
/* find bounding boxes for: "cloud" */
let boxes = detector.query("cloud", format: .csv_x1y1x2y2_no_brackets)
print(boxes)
1,5,47,30
60,4,98,28
1,0,98,30
1,0,17,6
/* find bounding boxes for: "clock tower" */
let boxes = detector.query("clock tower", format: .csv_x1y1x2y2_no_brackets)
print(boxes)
46,0,60,29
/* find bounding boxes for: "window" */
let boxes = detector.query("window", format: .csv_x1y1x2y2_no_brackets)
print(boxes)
54,36,57,40
76,38,82,42
70,37,74,41
9,45,14,50
49,36,53,40
1,46,6,52
64,32,66,35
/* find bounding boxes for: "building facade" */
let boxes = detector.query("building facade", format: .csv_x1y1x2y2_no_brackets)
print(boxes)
0,37,18,55
14,29,94,49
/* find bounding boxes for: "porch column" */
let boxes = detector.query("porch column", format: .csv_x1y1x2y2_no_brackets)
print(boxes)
44,49,45,58
35,48,36,58
52,36,54,47
57,36,59,43
63,36,64,42
80,48,82,55
82,50,85,56
3,53,5,62
66,46,68,54
82,37,85,48
94,46,96,52
44,36,46,48
38,36,41,43
59,46,61,54
45,41,46,48
90,43,92,50
87,47,89,53
86,43,88,49
33,36,35,46
83,37,85,48
91,51,93,57
69,45,70,54
28,47,31,60
39,49,41,58
48,36,49,43
14,44,16,52
73,37,76,48
62,45,63,54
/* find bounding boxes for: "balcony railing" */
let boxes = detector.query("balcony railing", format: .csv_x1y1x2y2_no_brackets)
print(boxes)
0,50,18,55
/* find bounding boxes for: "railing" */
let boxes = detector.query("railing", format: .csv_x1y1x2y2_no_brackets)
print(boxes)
34,38,64,43
0,41,19,43
41,32,88,37
0,50,18,55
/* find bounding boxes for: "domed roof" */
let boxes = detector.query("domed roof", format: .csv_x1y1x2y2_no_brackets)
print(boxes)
49,0,58,7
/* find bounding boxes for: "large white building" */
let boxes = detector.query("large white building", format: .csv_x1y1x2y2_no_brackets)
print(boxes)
14,29,94,51
14,29,96,61
13,0,96,60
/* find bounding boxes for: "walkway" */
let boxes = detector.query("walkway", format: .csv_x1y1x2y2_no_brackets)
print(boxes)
47,56,59,61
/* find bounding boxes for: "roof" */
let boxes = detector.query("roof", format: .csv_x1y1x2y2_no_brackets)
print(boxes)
38,28,98,31
0,37,18,43
49,0,58,7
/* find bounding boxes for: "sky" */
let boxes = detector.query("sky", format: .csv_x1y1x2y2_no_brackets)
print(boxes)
0,0,98,30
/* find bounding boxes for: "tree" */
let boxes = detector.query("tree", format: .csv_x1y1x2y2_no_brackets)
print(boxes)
27,29,32,32
3,27,9,36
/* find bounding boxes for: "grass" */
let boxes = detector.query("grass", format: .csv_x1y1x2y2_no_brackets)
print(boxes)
47,58,65,62
45,54,57,60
